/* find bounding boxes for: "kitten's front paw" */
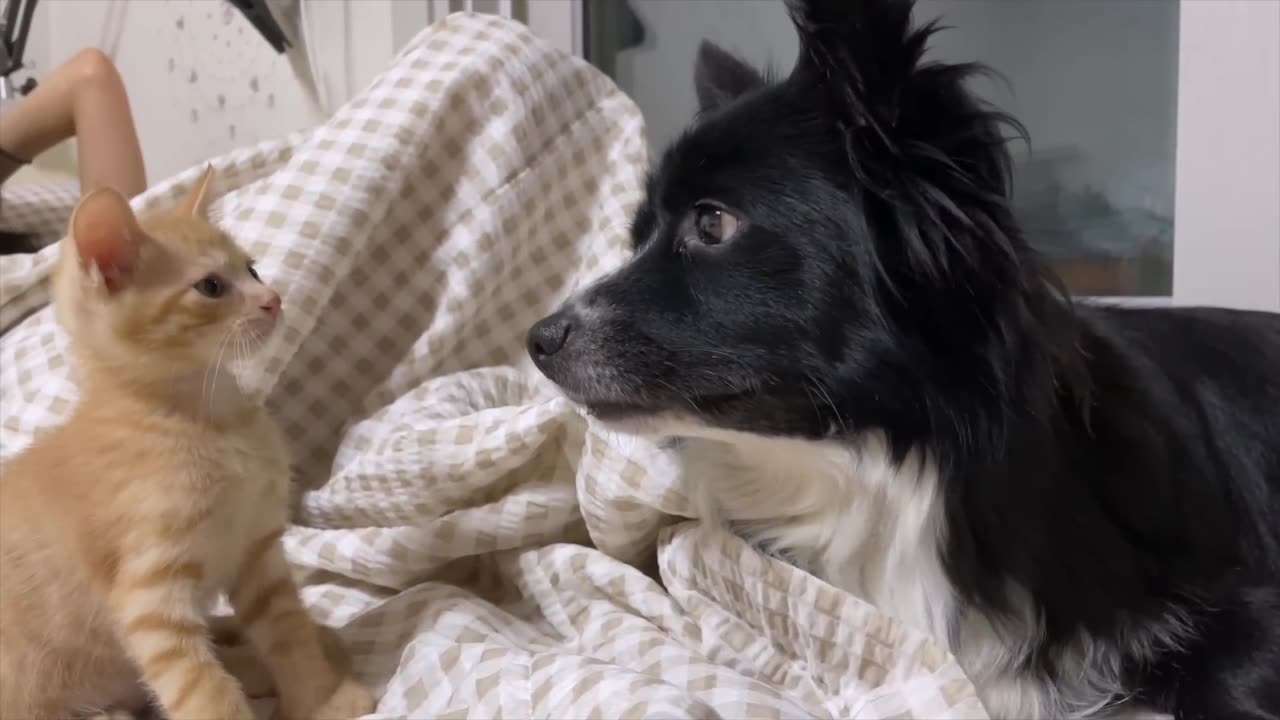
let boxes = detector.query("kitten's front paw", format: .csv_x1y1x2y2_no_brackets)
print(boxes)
171,694,256,720
216,634,275,698
308,677,375,720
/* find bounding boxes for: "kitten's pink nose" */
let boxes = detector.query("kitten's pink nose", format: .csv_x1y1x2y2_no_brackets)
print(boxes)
259,292,282,317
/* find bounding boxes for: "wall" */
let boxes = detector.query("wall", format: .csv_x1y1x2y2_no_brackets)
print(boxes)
31,0,414,181
23,0,573,184
1172,0,1280,311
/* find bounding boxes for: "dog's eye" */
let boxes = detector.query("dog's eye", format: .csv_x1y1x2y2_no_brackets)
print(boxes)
692,204,740,246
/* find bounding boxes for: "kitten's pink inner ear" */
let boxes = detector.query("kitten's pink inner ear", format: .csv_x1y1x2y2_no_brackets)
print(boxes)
69,189,142,293
177,164,216,218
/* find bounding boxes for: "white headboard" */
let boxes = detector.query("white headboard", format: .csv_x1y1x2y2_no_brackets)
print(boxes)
419,0,580,58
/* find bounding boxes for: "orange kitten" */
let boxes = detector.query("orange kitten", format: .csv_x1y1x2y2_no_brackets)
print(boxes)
0,169,374,720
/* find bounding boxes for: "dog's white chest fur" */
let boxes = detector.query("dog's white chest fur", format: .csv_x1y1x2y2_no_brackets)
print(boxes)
675,428,1136,719
680,431,956,643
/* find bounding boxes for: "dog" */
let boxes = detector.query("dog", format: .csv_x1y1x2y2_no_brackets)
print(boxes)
526,0,1280,717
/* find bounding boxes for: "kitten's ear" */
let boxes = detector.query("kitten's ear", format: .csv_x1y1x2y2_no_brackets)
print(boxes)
694,40,765,113
69,189,143,293
177,164,216,218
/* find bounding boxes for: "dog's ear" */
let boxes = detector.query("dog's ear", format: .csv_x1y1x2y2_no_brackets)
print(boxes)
694,40,766,113
785,0,1026,286
785,0,926,132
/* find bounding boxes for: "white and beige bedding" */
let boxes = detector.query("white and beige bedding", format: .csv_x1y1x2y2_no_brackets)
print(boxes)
0,13,986,719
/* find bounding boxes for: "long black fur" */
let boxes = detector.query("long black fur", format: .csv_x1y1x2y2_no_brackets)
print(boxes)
528,0,1280,716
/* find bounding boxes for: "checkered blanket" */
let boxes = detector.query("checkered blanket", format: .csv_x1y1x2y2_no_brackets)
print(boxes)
0,14,986,719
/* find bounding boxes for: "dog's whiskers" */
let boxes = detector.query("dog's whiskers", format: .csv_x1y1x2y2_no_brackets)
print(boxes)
806,374,846,434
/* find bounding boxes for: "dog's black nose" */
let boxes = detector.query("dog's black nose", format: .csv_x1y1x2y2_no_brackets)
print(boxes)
527,312,574,360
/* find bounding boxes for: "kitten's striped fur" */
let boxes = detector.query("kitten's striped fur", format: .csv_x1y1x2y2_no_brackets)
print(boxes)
0,169,374,720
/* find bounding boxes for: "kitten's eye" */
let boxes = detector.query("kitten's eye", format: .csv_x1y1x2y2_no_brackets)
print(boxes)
193,275,227,298
247,263,261,282
691,203,741,246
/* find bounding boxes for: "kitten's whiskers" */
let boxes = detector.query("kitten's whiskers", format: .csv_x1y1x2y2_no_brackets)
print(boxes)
202,328,236,419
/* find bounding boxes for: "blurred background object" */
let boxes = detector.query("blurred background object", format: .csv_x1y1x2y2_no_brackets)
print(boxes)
226,0,291,54
1,0,39,103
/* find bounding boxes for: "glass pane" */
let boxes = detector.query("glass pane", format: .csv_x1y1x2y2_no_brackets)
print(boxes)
588,0,1179,297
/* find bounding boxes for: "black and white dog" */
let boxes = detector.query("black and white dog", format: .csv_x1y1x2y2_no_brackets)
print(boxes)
526,0,1280,716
